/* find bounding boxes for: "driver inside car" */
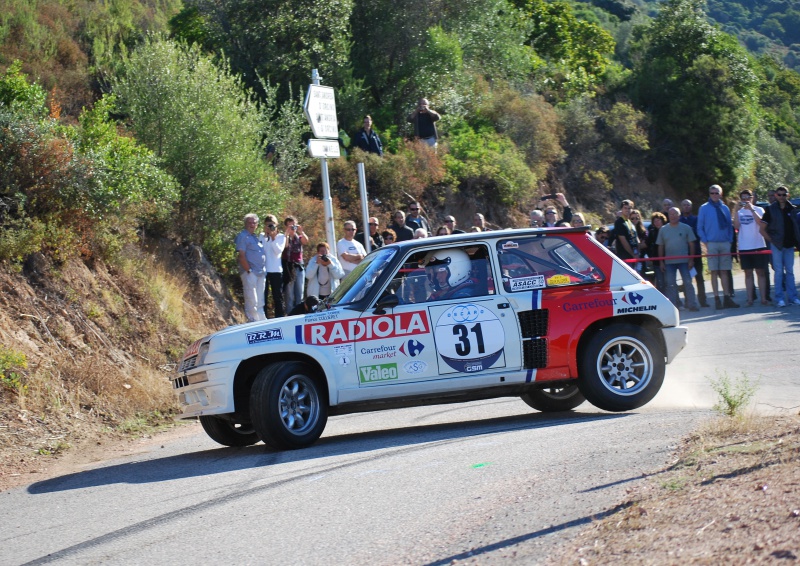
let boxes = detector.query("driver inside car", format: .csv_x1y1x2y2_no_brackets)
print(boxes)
423,248,479,301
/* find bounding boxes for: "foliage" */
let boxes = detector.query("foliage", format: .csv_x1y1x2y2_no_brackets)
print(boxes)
258,79,311,185
171,0,353,101
443,120,536,205
630,0,760,191
112,37,285,271
0,60,47,117
0,345,27,394
708,371,759,417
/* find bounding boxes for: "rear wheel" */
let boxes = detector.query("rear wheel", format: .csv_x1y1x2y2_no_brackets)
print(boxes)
199,415,260,447
578,324,665,412
521,384,585,412
250,362,328,450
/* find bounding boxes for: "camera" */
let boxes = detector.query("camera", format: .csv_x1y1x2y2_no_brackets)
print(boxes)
540,194,557,201
739,202,747,207
321,254,329,262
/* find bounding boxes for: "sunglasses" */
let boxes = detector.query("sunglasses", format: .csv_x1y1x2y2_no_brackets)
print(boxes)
409,207,419,211
776,192,788,197
445,219,454,223
344,228,356,231
266,224,276,230
369,223,378,226
709,192,720,195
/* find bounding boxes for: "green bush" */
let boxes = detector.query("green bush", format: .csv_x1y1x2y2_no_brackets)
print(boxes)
708,371,759,418
0,345,28,394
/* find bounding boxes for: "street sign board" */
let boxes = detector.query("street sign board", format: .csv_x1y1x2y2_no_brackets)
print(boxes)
303,85,338,139
307,139,341,159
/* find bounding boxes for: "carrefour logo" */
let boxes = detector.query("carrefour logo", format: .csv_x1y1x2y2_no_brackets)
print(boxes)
621,292,644,305
359,363,398,383
399,339,425,357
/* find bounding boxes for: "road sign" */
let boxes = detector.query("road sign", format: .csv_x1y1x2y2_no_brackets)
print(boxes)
303,85,338,139
307,139,341,158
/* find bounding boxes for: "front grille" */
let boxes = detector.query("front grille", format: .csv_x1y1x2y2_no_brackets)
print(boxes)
173,375,189,389
523,338,548,369
179,355,197,373
518,309,549,338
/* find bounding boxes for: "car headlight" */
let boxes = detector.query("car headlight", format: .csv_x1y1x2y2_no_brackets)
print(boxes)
196,342,211,366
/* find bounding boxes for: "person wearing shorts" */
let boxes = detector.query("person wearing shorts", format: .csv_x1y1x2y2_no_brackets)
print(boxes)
698,184,739,309
734,189,768,306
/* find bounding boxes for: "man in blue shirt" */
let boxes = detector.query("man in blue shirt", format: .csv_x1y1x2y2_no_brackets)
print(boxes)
354,115,383,156
697,185,739,309
235,213,267,322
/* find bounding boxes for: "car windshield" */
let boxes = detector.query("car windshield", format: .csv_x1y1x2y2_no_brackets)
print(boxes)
324,246,398,307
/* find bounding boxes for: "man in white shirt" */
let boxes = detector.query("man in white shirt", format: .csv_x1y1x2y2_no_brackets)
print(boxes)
337,220,367,276
734,189,768,305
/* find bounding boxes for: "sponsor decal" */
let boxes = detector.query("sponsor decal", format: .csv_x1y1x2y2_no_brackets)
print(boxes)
509,275,546,292
621,292,644,305
501,241,520,249
546,274,571,286
399,339,425,357
563,298,616,312
302,311,429,346
434,304,505,373
339,355,351,367
304,310,341,322
359,363,398,383
246,328,283,345
334,345,353,366
403,360,428,375
616,305,657,314
360,344,397,360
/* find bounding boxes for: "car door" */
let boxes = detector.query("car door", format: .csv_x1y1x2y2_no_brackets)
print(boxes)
352,244,522,395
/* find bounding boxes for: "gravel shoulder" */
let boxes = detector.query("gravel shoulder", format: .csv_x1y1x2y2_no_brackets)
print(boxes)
546,414,800,564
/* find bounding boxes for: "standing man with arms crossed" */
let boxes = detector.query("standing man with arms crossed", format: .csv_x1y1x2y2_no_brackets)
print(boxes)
337,220,367,276
759,186,800,307
657,207,700,311
697,185,739,309
235,214,267,322
614,199,640,267
679,199,709,307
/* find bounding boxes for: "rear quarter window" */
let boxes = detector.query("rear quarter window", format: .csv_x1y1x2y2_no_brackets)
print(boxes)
497,236,604,292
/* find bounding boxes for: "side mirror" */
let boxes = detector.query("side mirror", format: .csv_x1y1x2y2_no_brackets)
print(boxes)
373,293,399,314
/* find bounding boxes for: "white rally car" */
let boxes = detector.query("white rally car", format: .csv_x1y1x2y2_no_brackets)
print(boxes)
173,228,687,450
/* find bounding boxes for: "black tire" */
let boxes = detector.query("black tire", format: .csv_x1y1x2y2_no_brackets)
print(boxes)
250,362,328,450
521,384,585,412
578,323,665,412
199,415,260,447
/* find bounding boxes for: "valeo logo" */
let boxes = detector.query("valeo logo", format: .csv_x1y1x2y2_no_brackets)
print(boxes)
359,362,398,383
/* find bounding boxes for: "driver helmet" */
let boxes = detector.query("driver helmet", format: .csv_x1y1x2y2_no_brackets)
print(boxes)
422,248,472,289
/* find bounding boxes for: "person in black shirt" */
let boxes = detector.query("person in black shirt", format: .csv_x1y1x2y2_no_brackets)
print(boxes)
407,98,441,149
353,115,383,156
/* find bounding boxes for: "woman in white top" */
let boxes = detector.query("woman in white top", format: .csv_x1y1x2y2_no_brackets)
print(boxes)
306,242,346,299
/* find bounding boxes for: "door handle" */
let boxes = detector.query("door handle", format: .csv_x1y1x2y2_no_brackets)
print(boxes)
497,303,510,309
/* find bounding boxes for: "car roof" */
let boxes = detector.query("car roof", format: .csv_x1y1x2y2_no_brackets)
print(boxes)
385,226,593,251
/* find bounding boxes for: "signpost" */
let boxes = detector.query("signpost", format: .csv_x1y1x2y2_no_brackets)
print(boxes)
303,70,338,252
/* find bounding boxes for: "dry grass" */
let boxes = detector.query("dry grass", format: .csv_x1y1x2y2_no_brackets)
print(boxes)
547,414,800,564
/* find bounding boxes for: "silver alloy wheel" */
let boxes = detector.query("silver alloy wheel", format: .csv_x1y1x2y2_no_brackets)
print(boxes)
278,374,320,435
595,336,653,396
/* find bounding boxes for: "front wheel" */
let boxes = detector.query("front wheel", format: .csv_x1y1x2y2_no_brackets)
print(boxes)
521,384,585,412
199,415,260,447
578,324,665,412
250,362,328,450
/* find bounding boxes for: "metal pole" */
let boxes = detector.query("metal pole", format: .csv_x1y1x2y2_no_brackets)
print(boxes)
312,69,337,250
357,162,371,254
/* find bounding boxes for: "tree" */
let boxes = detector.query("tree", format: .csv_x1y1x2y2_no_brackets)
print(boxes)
112,37,284,268
629,0,759,190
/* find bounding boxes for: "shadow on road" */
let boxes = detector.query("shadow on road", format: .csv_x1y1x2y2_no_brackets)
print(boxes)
28,410,626,494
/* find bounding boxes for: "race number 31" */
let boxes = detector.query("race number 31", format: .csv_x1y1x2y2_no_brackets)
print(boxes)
435,304,505,372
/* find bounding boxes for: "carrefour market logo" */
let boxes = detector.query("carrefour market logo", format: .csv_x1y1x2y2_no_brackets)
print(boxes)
399,339,425,357
301,311,429,345
359,363,398,383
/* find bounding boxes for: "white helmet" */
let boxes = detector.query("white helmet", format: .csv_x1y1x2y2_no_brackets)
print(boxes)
422,248,472,289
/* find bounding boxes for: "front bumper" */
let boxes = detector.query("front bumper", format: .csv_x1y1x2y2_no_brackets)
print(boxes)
661,326,688,364
171,364,235,418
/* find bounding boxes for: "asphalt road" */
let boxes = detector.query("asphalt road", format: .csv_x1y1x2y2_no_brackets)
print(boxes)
2,272,798,565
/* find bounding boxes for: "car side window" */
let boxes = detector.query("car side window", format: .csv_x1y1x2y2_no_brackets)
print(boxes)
497,237,603,292
380,245,494,304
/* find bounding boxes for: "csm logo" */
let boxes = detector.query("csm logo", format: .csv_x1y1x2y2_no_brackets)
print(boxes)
399,339,425,357
403,360,428,375
621,292,644,305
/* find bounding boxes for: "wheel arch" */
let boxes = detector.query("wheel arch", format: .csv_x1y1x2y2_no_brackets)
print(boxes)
232,353,330,422
573,314,666,376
